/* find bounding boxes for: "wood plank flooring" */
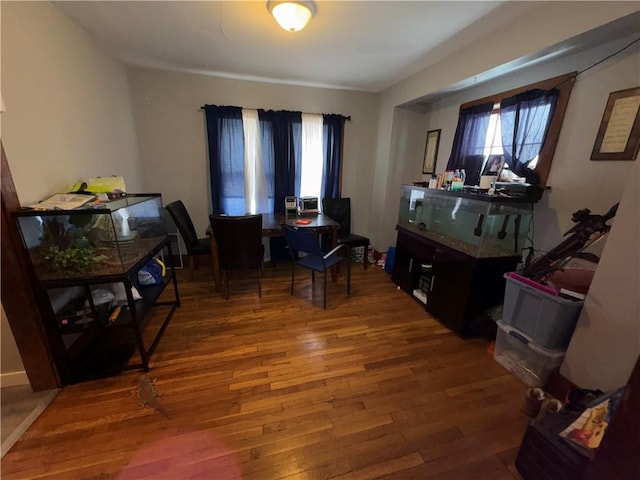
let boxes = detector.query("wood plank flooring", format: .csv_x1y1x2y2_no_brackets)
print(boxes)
1,262,528,479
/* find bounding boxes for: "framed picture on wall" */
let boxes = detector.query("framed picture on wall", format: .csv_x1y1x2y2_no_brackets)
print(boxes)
422,129,441,174
591,86,640,161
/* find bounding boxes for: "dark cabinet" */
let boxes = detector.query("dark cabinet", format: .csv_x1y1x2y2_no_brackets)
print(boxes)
516,413,590,480
391,240,418,294
393,226,520,336
392,184,536,336
427,248,474,329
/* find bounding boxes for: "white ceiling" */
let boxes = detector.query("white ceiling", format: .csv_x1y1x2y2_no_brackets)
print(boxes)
53,2,640,94
54,0,532,93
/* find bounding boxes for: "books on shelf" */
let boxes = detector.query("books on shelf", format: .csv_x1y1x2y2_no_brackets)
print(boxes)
26,193,96,211
558,387,625,457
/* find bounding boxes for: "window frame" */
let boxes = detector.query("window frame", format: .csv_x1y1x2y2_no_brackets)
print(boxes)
459,72,576,187
204,105,347,216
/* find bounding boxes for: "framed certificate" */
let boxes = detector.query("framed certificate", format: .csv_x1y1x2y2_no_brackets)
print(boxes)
422,129,441,174
591,87,640,161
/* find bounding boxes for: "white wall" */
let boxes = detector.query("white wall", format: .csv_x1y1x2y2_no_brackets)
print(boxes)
382,107,428,218
127,68,379,241
560,159,640,391
1,306,28,387
1,1,143,382
1,1,143,205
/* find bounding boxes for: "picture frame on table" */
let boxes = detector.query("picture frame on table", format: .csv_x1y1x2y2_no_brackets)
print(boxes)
482,154,505,176
422,129,441,174
591,86,640,161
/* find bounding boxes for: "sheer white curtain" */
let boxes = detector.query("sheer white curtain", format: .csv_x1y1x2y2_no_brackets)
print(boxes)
241,109,269,214
300,113,324,205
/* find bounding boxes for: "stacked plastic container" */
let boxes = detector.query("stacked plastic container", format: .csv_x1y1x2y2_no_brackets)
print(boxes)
493,273,585,387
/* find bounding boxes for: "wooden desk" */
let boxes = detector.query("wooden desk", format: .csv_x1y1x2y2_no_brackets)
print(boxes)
207,213,339,292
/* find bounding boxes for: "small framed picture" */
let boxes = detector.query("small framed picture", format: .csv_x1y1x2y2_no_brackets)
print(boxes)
422,129,441,174
482,154,505,176
591,87,640,161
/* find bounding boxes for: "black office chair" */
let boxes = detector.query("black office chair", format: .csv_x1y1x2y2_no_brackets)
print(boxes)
283,225,350,309
165,200,211,280
209,214,264,300
322,198,370,269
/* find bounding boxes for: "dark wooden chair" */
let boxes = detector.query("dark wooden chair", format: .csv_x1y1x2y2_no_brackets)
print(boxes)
165,200,211,280
209,214,264,300
322,197,370,269
283,225,350,309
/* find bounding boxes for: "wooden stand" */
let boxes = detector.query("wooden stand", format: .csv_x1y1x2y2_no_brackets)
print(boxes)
392,225,520,336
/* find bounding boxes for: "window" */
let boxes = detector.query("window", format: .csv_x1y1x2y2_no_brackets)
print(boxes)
447,72,576,187
483,106,503,157
481,105,537,182
204,106,346,216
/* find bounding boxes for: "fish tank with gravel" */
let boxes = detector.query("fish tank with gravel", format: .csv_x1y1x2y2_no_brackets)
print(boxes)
16,194,167,281
398,184,534,259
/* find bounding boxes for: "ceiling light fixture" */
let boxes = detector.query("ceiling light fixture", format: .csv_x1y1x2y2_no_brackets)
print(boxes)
267,1,317,33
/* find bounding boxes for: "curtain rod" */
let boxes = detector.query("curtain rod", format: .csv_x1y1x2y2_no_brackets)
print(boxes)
199,105,350,122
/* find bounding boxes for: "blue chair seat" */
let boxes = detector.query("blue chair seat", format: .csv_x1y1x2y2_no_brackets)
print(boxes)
298,252,344,272
283,225,351,309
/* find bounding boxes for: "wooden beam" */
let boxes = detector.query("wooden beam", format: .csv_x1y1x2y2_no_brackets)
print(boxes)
1,142,60,390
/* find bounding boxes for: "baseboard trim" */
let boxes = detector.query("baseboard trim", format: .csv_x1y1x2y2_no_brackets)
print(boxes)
1,389,59,458
0,371,29,388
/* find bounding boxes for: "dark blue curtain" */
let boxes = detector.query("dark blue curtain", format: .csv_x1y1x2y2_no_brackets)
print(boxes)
258,114,276,214
205,106,345,215
259,110,301,214
446,102,494,171
500,88,559,180
204,105,244,215
292,121,302,200
322,114,344,199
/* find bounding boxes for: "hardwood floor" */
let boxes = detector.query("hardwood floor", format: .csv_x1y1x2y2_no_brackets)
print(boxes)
1,262,528,479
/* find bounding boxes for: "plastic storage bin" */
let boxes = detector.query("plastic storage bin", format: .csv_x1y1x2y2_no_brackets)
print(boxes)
494,320,566,387
384,246,396,274
502,273,583,349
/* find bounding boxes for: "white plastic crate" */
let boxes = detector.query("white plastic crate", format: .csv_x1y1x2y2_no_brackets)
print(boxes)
493,320,566,387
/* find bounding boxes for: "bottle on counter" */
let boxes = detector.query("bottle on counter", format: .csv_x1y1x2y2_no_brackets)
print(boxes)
428,174,438,189
444,170,454,190
451,173,464,192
